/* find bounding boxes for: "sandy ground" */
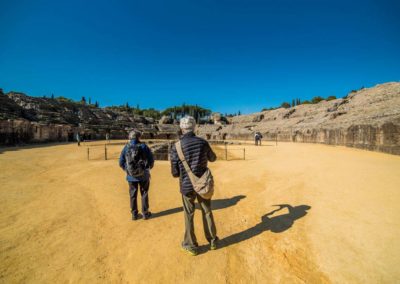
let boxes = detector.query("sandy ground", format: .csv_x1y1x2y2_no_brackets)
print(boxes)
1,141,400,283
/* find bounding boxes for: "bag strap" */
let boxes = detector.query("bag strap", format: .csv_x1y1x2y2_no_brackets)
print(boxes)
175,141,198,185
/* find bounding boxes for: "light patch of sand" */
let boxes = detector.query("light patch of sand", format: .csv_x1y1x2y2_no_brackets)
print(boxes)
0,142,399,283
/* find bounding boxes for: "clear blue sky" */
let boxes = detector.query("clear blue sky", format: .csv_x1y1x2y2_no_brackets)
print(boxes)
1,0,399,114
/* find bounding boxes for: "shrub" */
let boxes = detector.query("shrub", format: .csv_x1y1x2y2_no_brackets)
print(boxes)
56,96,73,103
311,96,324,104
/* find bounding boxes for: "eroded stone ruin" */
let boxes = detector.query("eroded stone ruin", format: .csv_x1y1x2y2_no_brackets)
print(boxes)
1,82,399,155
196,82,400,155
0,90,180,145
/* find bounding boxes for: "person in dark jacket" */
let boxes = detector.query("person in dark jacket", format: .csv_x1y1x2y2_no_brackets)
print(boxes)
119,129,154,220
255,132,263,146
170,116,218,256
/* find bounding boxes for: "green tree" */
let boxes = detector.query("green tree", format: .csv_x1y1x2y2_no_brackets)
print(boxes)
281,102,291,109
326,95,336,101
311,96,324,104
81,96,86,104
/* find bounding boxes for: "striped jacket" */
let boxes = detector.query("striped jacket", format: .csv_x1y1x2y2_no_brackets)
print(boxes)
170,132,216,195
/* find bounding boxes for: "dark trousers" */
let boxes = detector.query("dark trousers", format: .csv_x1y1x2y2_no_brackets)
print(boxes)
255,139,261,146
128,179,150,216
182,192,218,249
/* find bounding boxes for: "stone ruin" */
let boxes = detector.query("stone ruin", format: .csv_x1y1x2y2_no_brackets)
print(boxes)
196,82,400,155
0,90,180,145
1,82,399,155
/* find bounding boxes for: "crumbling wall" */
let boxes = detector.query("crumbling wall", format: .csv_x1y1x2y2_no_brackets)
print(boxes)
0,119,76,145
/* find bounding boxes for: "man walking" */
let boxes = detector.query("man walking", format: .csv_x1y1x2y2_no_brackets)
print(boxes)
119,129,154,220
255,131,263,146
170,116,218,256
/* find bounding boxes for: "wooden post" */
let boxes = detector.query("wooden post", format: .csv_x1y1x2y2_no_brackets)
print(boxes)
225,142,228,161
276,133,278,146
87,147,89,160
104,144,107,160
243,148,246,160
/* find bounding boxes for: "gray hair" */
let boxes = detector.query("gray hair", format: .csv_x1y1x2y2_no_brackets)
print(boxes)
128,129,142,140
180,116,196,133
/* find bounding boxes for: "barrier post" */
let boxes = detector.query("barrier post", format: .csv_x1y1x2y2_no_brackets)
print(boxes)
87,147,89,160
104,144,107,160
243,148,246,160
225,143,228,160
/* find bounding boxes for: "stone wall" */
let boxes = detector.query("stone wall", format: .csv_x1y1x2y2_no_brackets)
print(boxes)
197,82,400,155
0,119,76,145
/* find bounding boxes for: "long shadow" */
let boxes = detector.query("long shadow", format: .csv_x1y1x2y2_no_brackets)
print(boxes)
216,204,311,249
151,195,246,219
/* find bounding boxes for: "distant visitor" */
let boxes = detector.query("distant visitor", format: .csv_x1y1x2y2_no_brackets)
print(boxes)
255,131,263,146
119,130,154,220
76,133,81,146
170,116,218,256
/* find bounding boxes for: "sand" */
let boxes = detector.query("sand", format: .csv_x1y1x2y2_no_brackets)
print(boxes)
1,141,399,283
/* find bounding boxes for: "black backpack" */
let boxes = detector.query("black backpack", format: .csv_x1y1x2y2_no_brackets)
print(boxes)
125,143,146,178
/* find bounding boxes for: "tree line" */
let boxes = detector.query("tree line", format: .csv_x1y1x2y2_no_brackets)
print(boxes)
262,95,337,111
106,103,213,122
262,86,369,111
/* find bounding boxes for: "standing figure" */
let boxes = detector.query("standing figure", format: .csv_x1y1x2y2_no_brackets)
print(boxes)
255,132,263,146
119,129,154,220
170,116,219,256
76,133,81,146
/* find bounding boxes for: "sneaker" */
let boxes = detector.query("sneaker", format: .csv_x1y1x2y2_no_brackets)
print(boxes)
181,246,198,256
210,238,219,250
143,212,152,220
132,213,141,221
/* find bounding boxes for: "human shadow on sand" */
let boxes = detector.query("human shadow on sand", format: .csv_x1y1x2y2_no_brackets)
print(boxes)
217,204,311,249
151,195,246,219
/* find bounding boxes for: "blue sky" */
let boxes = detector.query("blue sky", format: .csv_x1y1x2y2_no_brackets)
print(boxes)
1,0,399,114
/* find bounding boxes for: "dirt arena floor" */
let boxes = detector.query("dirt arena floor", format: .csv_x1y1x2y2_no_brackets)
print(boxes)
1,141,400,283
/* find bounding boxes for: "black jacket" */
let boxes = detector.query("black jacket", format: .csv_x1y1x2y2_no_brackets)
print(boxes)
170,132,217,195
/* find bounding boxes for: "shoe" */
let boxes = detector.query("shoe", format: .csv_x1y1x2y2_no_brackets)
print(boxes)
132,213,141,221
143,212,152,220
181,246,198,256
210,238,219,250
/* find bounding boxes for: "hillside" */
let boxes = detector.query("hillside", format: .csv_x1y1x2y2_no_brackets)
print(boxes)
1,82,399,155
198,82,400,154
0,90,179,144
